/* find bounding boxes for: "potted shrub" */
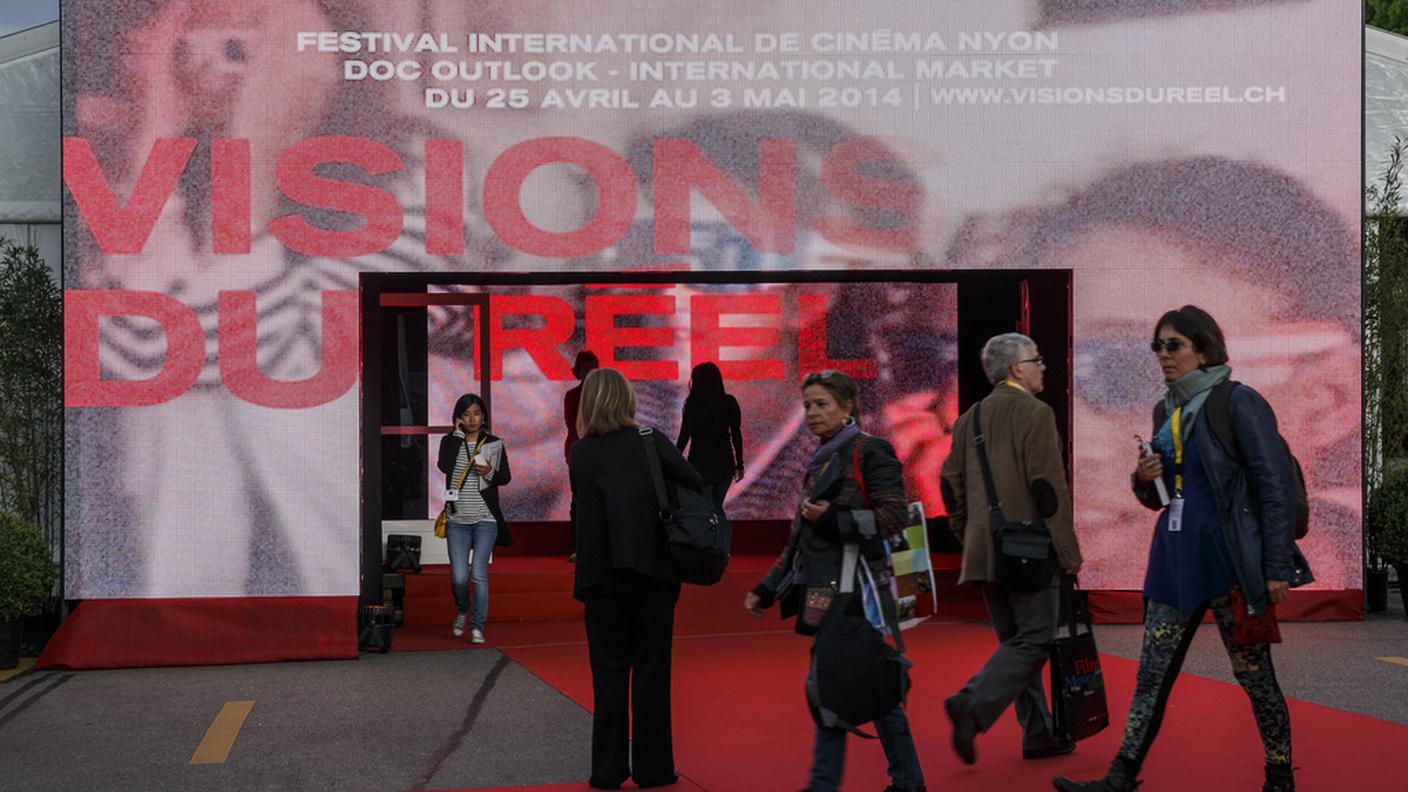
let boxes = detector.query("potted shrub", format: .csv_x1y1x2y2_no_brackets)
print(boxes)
1366,139,1408,615
0,512,56,669
1367,463,1408,615
1377,470,1408,619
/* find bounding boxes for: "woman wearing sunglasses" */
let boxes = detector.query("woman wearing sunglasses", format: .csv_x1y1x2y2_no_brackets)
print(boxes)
1055,305,1311,792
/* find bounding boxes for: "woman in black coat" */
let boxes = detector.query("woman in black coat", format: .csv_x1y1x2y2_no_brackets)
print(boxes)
436,393,512,644
676,361,744,507
569,368,704,790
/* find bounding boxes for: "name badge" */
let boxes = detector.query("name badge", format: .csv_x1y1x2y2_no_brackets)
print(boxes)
1167,497,1184,532
444,489,459,502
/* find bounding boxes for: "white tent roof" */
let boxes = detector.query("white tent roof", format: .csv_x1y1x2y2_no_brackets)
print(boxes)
1369,26,1408,214
0,21,58,223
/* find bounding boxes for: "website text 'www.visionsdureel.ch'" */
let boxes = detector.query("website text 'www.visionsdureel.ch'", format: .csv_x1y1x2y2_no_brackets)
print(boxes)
925,85,1287,105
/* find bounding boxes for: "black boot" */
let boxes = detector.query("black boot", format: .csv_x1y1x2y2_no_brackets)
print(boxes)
1052,757,1141,792
1263,763,1294,792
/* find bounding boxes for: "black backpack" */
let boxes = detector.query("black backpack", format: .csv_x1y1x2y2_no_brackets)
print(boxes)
639,428,732,585
1153,380,1309,539
806,592,912,738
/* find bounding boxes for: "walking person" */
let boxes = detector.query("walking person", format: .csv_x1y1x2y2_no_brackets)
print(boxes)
570,368,705,789
1054,306,1309,792
436,393,512,644
939,333,1084,765
744,370,926,792
676,362,745,508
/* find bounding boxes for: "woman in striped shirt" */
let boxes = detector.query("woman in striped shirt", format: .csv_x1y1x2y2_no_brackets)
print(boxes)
437,393,513,644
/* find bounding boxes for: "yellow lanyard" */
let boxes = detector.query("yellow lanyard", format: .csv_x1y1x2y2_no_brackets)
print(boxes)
457,435,486,489
1171,406,1183,494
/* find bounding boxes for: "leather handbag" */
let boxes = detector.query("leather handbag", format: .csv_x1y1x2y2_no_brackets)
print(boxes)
973,402,1056,592
435,436,483,538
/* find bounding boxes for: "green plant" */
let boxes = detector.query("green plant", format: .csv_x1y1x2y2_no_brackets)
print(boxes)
0,240,61,548
1365,138,1408,571
0,511,56,621
1367,0,1408,38
1368,465,1408,566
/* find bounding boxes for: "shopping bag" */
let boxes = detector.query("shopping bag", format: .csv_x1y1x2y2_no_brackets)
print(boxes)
862,502,940,631
1049,575,1109,742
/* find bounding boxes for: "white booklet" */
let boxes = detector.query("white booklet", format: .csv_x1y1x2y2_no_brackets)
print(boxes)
474,440,503,489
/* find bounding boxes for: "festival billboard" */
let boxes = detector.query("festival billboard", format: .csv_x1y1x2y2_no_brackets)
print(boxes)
62,1,1360,597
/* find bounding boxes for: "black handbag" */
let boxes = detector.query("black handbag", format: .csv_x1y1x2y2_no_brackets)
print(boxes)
973,402,1056,593
1049,574,1109,742
806,591,912,738
639,428,732,585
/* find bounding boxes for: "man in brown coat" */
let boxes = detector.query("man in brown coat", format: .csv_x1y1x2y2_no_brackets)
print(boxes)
939,332,1083,766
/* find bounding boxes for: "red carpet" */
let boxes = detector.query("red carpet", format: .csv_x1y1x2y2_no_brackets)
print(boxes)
393,554,985,652
491,622,1408,791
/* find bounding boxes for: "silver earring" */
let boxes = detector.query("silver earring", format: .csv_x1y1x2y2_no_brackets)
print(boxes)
843,415,856,427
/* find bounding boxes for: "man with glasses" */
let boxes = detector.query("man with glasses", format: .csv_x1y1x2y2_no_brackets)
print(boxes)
938,332,1084,766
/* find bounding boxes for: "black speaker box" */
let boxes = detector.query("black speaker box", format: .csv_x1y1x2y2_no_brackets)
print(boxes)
383,534,422,573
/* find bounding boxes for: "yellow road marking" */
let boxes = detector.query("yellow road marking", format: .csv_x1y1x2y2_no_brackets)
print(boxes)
0,658,36,683
1378,657,1408,669
190,700,255,765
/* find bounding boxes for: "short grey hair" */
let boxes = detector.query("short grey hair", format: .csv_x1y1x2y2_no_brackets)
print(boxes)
981,333,1036,385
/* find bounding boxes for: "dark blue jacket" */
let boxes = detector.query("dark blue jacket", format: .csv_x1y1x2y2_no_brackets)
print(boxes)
1133,383,1313,615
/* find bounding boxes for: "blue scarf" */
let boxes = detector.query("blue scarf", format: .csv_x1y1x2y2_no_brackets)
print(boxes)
806,423,860,478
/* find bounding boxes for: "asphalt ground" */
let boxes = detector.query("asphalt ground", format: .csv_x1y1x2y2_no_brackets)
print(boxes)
1,598,1404,792
0,650,592,792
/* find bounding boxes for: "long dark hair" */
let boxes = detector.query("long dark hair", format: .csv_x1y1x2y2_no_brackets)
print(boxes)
451,393,489,430
682,363,731,433
685,362,727,405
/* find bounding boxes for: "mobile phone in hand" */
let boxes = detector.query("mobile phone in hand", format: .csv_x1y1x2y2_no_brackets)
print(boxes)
1136,435,1170,506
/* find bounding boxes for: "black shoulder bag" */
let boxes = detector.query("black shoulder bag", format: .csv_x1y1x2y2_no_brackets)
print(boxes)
973,402,1056,593
639,428,732,585
805,438,912,738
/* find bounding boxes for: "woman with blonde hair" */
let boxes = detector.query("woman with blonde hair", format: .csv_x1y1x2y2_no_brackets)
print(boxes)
569,368,704,790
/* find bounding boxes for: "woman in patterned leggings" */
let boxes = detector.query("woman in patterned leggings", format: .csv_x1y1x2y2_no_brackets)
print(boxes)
1054,306,1311,792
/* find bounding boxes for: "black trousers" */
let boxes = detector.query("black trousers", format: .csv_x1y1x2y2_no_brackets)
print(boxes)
582,575,681,787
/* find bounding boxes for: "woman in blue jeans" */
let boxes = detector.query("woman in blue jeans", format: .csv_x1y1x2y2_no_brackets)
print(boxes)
744,371,925,792
437,393,513,644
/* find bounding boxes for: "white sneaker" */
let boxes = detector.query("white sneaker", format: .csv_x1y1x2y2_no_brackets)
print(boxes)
470,628,485,644
452,613,466,637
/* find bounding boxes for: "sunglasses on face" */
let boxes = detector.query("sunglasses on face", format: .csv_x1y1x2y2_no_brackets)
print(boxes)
1018,356,1045,366
1149,338,1191,354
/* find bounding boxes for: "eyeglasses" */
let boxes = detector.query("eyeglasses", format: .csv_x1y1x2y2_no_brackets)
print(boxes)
1018,356,1045,366
1149,338,1190,354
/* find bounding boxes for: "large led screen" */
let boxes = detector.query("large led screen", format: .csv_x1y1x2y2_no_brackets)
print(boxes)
63,1,1361,597
416,280,959,524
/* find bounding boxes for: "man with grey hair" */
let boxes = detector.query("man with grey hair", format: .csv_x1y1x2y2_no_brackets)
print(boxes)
939,332,1084,765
